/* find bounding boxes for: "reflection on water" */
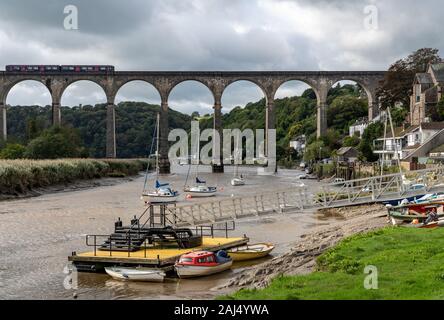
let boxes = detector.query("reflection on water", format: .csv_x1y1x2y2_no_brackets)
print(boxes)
0,167,339,300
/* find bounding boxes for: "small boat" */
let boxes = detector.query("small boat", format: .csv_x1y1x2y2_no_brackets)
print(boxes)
142,180,179,204
184,178,217,198
403,219,444,229
231,176,245,186
388,203,444,226
227,243,274,261
175,250,232,278
231,153,245,186
105,266,166,282
141,113,179,204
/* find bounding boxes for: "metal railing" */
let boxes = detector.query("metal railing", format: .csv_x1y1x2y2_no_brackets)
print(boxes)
167,167,444,226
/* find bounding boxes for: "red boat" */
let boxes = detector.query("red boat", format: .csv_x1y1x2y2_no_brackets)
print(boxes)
174,251,232,278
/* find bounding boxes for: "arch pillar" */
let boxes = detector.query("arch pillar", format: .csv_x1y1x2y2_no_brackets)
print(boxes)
212,91,224,173
0,100,6,141
106,96,117,158
159,96,170,174
316,82,329,138
50,80,65,127
367,87,379,121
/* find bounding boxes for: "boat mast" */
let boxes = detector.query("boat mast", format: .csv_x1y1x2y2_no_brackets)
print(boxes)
156,112,160,182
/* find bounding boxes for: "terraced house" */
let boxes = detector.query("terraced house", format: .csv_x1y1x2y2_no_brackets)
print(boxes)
374,62,444,169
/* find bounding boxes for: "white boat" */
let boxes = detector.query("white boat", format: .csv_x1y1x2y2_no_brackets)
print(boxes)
231,177,245,186
142,186,179,204
231,156,245,186
175,251,233,278
183,159,217,198
141,113,179,204
185,184,217,197
105,266,166,282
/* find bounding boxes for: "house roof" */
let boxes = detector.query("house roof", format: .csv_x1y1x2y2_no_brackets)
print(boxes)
381,126,417,139
430,63,444,83
415,73,433,85
337,147,358,156
430,144,444,154
421,122,444,131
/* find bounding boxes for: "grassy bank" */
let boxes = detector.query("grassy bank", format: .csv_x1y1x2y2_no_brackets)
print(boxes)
0,159,150,195
223,227,444,300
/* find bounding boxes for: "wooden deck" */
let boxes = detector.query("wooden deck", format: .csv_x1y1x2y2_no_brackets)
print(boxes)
69,236,248,272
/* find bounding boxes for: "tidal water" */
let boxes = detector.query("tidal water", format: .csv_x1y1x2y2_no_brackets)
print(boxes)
0,166,340,300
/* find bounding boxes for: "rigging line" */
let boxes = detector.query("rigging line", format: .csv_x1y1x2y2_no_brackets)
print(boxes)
142,114,158,192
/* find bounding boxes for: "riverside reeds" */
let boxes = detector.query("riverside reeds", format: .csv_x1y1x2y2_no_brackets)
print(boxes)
0,159,150,195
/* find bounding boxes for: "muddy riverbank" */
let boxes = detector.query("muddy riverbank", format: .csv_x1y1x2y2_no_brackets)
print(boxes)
0,175,138,201
217,204,388,292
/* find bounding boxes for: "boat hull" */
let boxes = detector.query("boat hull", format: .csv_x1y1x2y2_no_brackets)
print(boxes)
227,243,274,261
175,260,233,278
231,178,245,186
105,267,166,282
142,194,179,204
186,190,217,198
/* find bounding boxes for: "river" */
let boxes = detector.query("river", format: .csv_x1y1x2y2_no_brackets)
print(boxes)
0,166,342,300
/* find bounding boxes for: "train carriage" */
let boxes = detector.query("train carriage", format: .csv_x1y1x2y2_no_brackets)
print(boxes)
5,65,114,74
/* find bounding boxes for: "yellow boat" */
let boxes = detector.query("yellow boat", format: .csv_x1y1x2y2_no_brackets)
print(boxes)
227,243,274,261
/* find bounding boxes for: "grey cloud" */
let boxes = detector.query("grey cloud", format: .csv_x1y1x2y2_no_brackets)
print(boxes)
1,0,444,112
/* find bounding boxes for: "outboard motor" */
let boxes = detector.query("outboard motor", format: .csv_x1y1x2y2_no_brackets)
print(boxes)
216,250,231,263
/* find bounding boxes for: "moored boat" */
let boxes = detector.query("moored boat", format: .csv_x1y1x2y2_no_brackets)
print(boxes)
185,184,217,197
227,243,274,261
105,266,166,282
175,250,232,278
141,113,180,204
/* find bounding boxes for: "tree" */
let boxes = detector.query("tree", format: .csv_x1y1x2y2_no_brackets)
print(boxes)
24,126,86,159
343,135,361,148
377,48,441,110
390,106,408,126
304,140,330,162
327,96,367,134
0,143,26,159
358,122,384,162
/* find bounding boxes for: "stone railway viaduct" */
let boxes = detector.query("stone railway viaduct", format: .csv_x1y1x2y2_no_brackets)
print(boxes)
0,70,385,173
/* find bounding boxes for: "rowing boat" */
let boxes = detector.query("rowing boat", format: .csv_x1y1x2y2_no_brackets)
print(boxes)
105,266,166,282
227,243,274,261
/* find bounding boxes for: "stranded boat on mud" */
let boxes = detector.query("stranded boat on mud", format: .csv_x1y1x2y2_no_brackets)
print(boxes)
387,195,444,226
175,250,233,278
105,266,166,282
227,243,274,261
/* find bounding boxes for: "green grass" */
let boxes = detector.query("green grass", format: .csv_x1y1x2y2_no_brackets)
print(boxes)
222,227,444,300
0,158,150,194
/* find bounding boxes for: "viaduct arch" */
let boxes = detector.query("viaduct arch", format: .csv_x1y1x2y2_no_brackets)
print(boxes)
0,70,385,173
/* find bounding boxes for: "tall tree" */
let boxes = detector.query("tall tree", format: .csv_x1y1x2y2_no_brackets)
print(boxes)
377,48,441,110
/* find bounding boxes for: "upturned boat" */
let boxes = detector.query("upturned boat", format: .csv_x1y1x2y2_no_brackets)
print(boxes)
175,251,232,278
105,266,166,282
227,243,274,261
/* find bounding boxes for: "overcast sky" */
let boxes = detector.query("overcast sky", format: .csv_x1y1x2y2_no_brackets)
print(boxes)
1,0,443,114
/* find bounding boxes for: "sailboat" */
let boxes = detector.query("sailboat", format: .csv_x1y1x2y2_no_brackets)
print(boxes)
231,150,245,186
141,113,179,204
183,152,217,198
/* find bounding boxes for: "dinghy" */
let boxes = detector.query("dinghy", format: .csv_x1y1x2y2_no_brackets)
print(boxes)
105,266,166,282
227,243,274,261
175,251,232,278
